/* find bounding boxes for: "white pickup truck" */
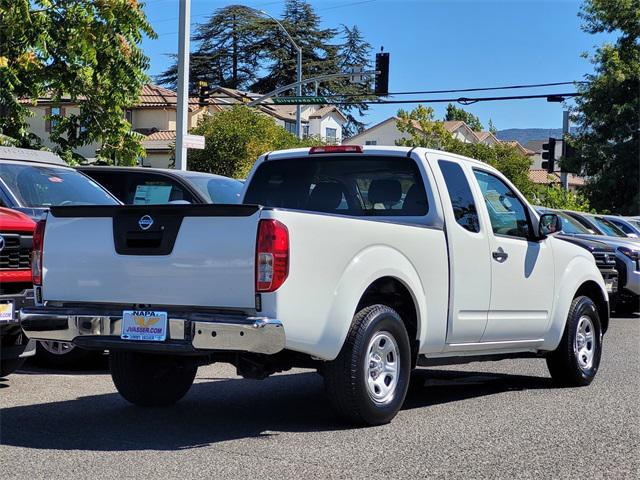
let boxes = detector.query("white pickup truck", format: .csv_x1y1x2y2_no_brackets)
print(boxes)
21,146,609,425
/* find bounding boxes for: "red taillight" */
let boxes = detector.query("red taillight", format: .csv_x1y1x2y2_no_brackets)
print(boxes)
32,219,46,286
309,145,363,154
256,219,289,292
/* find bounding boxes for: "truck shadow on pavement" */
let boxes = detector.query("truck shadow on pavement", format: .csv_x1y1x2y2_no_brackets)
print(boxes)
0,369,554,451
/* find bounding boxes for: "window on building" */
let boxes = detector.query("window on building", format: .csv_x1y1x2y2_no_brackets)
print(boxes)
48,106,63,131
326,127,337,143
365,140,377,145
303,125,310,137
125,109,133,125
284,121,296,134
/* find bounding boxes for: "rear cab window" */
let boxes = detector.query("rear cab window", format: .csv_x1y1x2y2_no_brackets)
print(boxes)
244,156,429,217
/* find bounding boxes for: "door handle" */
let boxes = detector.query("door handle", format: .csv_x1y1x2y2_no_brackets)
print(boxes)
492,248,508,262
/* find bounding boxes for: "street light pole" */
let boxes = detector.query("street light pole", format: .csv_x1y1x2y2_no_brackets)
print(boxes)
254,9,303,139
175,0,190,170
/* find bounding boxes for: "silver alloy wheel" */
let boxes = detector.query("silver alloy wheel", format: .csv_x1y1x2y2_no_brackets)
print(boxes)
574,315,596,371
365,331,400,405
40,340,75,356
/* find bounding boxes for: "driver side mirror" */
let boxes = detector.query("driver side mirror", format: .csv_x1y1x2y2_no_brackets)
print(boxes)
538,213,561,238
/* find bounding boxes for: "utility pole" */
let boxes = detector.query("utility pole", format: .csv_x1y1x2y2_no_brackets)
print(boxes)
561,110,569,191
175,0,190,170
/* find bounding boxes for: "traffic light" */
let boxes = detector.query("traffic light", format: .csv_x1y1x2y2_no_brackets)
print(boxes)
198,81,208,107
374,51,390,96
541,137,556,173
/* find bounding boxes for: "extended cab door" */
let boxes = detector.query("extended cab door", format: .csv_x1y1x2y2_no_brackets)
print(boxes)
471,169,555,341
433,158,491,343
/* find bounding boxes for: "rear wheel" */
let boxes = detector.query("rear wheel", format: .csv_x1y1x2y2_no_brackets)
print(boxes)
110,351,197,407
547,296,602,386
323,304,411,426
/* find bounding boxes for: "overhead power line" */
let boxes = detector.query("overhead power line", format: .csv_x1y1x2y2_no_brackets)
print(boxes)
190,92,581,107
316,81,586,98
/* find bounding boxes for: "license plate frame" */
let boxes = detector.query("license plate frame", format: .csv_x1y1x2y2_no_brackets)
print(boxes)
0,301,14,323
121,310,168,342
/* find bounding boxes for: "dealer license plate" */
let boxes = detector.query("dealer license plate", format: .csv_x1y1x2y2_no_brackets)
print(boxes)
121,310,168,341
0,302,14,323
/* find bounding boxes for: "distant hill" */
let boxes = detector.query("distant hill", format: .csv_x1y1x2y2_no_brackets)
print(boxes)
496,128,563,145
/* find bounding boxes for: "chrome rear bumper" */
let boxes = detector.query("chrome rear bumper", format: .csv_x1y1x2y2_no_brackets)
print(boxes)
20,307,285,355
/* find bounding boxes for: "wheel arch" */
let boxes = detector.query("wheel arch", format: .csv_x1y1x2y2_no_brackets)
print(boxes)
355,276,421,367
574,280,609,334
543,255,609,351
320,245,427,362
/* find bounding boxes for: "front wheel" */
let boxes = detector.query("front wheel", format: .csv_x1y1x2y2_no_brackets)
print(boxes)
546,296,602,386
110,351,197,406
323,304,411,426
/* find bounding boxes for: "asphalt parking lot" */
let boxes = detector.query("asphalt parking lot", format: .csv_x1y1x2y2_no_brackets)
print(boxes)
1,316,639,480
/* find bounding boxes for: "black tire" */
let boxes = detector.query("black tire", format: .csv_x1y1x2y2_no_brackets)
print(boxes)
0,357,26,377
110,351,197,407
34,341,97,368
323,304,411,426
546,296,602,387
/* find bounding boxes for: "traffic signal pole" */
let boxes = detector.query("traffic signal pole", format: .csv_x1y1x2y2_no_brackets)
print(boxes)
561,110,570,191
175,0,190,171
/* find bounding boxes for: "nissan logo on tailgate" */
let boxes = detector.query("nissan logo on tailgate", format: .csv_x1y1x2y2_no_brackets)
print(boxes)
138,215,154,231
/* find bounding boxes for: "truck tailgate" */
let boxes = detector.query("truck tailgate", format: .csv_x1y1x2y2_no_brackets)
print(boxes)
42,205,260,309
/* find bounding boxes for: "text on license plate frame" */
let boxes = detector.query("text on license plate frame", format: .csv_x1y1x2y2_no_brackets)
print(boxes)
121,310,168,341
0,301,15,323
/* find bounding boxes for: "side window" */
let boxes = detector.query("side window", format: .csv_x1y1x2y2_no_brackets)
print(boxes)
83,171,126,202
473,170,531,239
127,174,195,205
438,160,480,233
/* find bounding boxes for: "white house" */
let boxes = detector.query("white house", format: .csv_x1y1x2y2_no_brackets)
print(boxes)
207,87,347,144
343,117,499,147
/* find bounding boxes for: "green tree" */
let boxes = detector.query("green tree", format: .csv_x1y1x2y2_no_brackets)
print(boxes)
396,105,455,149
445,103,484,131
0,0,155,165
335,24,373,137
250,0,337,94
533,183,591,211
396,106,535,197
156,5,264,93
187,106,320,178
488,119,497,134
566,0,640,214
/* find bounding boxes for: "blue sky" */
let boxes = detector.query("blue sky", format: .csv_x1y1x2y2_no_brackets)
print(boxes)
141,0,611,131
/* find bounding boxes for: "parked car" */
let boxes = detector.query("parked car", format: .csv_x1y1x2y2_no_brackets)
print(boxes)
0,207,36,376
77,166,243,205
0,146,120,366
22,145,609,425
536,208,619,293
564,210,637,240
601,215,640,238
546,209,639,314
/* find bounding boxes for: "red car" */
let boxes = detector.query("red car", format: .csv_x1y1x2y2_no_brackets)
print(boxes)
0,207,36,376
